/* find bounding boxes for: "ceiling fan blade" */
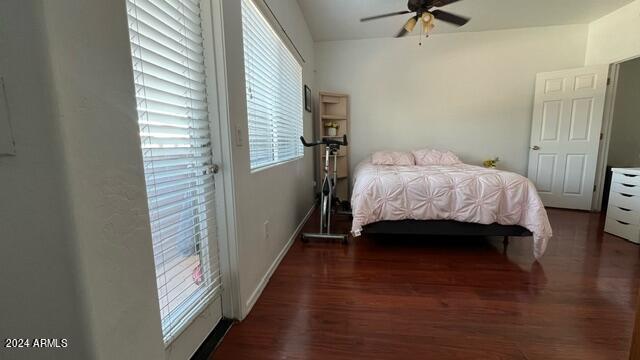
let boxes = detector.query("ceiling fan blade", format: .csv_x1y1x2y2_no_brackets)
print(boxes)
430,0,463,7
395,27,409,38
361,10,411,22
431,9,470,26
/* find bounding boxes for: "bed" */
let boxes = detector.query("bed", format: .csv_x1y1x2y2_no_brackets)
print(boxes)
350,158,553,259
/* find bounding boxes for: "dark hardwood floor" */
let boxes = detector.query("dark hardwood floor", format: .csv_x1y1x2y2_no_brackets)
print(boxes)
212,209,640,359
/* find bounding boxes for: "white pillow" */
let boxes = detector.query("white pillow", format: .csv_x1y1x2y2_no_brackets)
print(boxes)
371,151,415,166
412,148,461,166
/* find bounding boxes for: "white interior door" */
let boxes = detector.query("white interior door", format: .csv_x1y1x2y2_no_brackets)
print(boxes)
528,65,609,210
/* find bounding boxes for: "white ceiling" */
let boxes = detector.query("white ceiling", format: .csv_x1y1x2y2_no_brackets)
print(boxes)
297,0,634,41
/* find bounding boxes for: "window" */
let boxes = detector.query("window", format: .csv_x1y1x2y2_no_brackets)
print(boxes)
126,0,221,343
241,0,304,170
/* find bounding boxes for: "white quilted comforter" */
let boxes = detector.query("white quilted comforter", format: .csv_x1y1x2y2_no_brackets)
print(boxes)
351,161,552,259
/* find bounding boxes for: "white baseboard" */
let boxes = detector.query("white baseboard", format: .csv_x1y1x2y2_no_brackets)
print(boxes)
242,205,315,318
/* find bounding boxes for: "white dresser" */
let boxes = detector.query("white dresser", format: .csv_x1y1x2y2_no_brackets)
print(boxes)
605,168,640,244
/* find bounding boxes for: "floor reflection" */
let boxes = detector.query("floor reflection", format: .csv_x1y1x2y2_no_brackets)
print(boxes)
214,208,640,359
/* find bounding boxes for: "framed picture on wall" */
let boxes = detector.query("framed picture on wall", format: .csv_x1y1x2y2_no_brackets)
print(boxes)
304,85,312,112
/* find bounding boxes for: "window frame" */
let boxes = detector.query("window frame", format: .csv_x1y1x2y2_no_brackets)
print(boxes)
240,0,305,172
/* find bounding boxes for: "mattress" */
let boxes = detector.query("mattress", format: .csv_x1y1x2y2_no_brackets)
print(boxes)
351,161,552,259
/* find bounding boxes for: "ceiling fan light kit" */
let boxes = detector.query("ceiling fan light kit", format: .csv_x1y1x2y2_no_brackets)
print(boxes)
404,17,418,33
422,13,435,35
360,0,470,43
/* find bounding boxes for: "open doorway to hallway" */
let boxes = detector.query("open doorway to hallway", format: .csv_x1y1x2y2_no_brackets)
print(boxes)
597,57,640,213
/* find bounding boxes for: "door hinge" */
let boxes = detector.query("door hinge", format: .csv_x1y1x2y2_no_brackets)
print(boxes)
600,133,603,140
594,185,597,192
607,77,611,85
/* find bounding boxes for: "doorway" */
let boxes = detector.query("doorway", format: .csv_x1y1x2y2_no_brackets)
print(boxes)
594,56,640,213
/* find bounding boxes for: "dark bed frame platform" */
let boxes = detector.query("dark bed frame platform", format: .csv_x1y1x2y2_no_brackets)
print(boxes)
362,220,532,248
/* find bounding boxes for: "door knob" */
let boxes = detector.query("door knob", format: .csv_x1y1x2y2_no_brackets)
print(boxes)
531,146,540,150
207,164,220,174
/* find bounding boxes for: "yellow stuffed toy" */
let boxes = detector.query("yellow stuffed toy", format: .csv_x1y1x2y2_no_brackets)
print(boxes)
483,157,500,169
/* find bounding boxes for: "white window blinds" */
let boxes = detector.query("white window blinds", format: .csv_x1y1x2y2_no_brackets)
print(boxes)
241,0,304,170
126,0,221,343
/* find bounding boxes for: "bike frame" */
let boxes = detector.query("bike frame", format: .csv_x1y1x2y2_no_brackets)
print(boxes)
320,144,339,233
300,135,348,242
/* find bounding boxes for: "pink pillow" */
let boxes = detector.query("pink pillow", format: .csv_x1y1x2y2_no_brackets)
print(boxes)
371,151,415,166
412,148,461,166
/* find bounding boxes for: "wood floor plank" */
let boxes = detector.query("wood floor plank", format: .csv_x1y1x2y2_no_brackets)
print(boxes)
212,209,640,359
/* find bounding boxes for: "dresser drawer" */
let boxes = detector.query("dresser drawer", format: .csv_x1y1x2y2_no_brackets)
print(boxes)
613,172,640,186
605,217,640,244
607,205,640,225
611,182,640,196
609,191,640,211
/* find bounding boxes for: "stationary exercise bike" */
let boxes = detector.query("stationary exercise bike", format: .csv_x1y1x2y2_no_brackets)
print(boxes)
300,135,349,243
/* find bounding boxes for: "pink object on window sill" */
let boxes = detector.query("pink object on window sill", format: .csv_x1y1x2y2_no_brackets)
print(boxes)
192,263,203,285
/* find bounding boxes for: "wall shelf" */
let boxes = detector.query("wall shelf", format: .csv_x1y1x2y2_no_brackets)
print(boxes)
321,115,347,120
318,91,350,200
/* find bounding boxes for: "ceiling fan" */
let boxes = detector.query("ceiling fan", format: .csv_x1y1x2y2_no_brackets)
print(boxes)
360,0,471,38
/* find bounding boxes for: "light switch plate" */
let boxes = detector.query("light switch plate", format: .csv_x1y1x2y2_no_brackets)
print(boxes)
0,77,16,156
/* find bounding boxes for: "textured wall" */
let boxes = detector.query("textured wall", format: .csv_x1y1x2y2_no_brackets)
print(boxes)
586,0,640,65
220,0,317,317
0,1,90,359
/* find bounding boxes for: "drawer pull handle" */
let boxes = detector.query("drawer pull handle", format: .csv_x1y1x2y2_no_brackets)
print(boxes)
622,184,636,188
624,174,638,178
617,220,631,225
618,207,632,212
621,193,634,197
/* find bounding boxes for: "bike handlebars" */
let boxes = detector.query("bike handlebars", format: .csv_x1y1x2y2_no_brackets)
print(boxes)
300,135,348,148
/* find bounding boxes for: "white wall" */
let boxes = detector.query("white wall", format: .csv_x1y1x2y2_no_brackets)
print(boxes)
585,0,640,65
608,57,640,167
220,0,317,317
0,2,90,359
315,25,588,175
